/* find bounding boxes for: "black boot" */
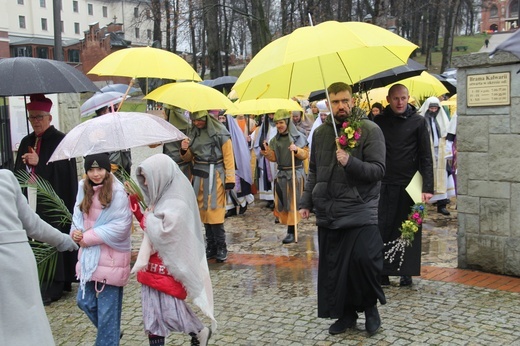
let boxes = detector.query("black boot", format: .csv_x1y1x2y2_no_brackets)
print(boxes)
225,207,237,218
213,224,228,262
365,305,381,335
437,199,450,215
148,334,165,346
282,225,295,244
204,224,217,260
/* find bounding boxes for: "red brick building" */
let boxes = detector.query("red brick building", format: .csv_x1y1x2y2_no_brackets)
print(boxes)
481,0,520,32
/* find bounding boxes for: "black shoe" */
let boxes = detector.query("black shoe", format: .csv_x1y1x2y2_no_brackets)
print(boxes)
400,275,412,286
266,201,274,209
380,275,390,286
206,246,217,260
63,282,73,292
328,311,358,335
216,246,228,262
282,233,295,244
274,218,280,224
225,208,237,218
365,305,381,335
437,206,450,215
239,204,247,215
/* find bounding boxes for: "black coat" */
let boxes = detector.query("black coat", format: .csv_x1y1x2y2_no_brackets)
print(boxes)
14,125,78,284
300,108,386,229
375,105,434,276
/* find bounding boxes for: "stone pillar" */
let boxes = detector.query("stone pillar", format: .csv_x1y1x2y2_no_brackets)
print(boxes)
453,52,520,277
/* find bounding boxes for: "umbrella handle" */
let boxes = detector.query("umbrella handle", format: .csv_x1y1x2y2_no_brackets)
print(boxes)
116,78,135,112
291,143,298,243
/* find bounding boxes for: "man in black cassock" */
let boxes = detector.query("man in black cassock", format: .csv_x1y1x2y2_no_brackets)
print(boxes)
299,82,386,336
14,94,78,305
375,84,434,287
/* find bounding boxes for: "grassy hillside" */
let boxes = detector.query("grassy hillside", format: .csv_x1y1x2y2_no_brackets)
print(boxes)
414,34,489,73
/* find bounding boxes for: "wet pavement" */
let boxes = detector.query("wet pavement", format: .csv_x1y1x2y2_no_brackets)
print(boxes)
45,197,520,345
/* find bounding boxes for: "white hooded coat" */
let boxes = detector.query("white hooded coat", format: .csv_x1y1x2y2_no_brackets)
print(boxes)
135,154,216,330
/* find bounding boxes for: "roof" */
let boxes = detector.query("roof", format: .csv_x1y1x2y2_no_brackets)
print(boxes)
9,35,80,47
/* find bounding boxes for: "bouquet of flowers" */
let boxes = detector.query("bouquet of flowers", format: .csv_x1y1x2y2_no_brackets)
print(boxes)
337,108,363,152
384,203,426,270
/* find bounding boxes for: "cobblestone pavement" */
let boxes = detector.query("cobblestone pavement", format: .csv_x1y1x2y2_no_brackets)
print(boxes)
45,197,520,345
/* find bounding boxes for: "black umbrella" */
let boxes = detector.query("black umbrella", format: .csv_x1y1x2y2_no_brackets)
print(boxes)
432,73,457,95
308,58,426,102
211,75,238,93
0,57,99,96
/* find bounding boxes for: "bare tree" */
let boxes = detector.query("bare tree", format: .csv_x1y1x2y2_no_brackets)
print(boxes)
441,0,462,72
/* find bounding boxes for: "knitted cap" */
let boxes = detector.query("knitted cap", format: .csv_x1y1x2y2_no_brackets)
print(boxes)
84,153,111,172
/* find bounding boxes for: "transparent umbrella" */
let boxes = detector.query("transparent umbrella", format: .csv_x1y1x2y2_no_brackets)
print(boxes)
48,112,187,162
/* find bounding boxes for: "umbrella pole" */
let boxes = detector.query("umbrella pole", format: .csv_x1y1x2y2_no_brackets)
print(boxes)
117,78,135,112
291,143,298,243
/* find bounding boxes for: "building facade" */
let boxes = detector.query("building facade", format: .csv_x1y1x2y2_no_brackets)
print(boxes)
481,0,520,32
0,0,156,63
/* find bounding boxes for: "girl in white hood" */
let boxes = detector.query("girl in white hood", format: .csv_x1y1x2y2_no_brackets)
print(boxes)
131,154,215,346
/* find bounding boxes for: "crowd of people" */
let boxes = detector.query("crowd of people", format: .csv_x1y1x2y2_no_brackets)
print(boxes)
4,81,458,344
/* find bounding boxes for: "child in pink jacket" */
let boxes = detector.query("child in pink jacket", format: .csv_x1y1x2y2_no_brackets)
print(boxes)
71,153,132,346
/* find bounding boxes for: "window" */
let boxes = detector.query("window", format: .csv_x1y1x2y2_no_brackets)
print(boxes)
135,27,140,38
73,1,78,12
147,29,152,39
40,0,46,8
134,7,139,18
490,5,498,18
37,47,48,59
74,22,80,34
61,20,64,33
13,46,32,57
146,9,151,19
88,3,93,15
68,49,80,63
19,16,26,29
102,6,107,18
41,18,48,31
17,0,24,5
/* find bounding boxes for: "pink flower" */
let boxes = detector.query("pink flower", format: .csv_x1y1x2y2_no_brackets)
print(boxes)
412,212,420,219
416,218,422,225
342,122,348,128
354,131,361,140
338,135,347,146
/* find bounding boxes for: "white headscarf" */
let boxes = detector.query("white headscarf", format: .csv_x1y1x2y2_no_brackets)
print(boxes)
136,154,216,330
418,96,450,138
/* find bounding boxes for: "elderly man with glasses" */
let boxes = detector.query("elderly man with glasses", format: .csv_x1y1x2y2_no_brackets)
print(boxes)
14,93,78,306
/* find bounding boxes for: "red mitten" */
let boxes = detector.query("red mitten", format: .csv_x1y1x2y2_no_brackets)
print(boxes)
129,194,144,222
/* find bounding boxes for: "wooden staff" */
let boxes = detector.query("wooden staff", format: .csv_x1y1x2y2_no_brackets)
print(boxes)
291,141,298,243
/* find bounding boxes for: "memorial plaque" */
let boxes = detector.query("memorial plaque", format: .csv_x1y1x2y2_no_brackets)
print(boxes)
467,72,510,107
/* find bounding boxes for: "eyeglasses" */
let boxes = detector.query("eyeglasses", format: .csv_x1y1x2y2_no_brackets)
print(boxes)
27,114,47,121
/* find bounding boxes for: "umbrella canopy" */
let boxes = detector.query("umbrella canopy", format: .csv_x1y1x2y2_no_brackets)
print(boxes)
88,46,201,81
389,71,449,101
80,92,130,117
431,73,457,95
226,98,303,115
232,21,418,101
144,82,236,112
489,29,520,58
48,112,187,162
308,58,426,101
210,76,238,93
99,83,140,94
0,57,99,96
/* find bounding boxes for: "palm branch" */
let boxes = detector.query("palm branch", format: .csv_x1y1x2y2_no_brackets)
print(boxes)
15,170,74,286
117,169,148,210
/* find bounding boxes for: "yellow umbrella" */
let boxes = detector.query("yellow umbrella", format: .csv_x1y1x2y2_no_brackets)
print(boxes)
88,46,201,81
233,21,418,101
144,82,235,112
226,98,303,115
389,71,449,101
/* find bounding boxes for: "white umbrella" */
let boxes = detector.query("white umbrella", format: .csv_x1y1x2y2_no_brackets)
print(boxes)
48,112,187,162
80,92,130,117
